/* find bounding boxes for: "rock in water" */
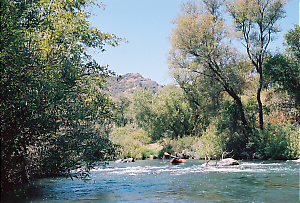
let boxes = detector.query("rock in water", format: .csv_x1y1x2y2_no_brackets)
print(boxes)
115,158,135,163
127,158,134,162
219,158,239,166
204,158,239,166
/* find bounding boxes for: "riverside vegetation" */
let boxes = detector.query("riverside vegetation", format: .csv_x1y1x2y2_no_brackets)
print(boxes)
1,0,299,198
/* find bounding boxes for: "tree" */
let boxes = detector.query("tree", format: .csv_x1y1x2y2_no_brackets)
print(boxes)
169,0,251,141
153,85,193,139
130,86,193,140
227,0,286,130
264,25,300,123
1,0,121,195
130,88,163,140
170,70,222,135
281,25,300,105
114,95,132,127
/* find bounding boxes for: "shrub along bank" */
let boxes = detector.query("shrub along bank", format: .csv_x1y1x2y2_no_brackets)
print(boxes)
111,123,300,161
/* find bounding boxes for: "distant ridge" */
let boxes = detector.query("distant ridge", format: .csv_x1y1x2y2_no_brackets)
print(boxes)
107,73,163,97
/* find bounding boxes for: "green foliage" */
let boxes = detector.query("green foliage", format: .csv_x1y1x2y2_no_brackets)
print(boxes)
165,0,297,160
169,0,251,139
264,25,300,107
135,147,157,160
249,123,300,159
1,0,121,194
174,136,201,159
285,25,300,60
110,124,151,159
159,131,226,160
152,85,193,139
113,95,132,127
109,1,299,162
2,1,299,199
227,0,286,130
198,125,224,159
130,85,193,140
159,136,200,159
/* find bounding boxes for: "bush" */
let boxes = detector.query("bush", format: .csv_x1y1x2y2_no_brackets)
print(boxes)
159,136,207,159
110,124,151,159
134,147,157,160
198,125,225,159
250,123,300,159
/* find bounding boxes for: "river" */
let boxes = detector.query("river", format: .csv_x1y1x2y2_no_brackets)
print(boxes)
8,159,299,202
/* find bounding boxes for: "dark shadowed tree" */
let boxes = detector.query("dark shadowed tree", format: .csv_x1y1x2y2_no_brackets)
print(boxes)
1,0,121,195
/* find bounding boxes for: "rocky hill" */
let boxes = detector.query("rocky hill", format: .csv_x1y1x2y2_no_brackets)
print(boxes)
107,73,163,97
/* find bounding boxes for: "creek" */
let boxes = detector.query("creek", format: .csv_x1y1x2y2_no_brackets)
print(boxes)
9,159,300,202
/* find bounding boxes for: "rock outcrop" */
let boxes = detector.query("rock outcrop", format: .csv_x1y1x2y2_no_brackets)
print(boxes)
108,73,163,97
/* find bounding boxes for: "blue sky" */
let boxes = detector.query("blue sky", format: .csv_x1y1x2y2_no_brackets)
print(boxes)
89,0,299,85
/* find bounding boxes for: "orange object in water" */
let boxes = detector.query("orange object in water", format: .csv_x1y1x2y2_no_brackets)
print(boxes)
170,158,183,163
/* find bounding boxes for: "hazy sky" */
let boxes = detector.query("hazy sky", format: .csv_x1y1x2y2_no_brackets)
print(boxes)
89,0,299,85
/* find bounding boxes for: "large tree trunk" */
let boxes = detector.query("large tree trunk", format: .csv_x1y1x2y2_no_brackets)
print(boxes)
257,69,264,130
225,86,250,143
207,63,250,140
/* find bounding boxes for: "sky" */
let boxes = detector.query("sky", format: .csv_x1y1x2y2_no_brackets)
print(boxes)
89,0,299,85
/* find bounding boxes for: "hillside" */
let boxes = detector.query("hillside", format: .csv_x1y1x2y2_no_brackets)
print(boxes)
107,73,163,97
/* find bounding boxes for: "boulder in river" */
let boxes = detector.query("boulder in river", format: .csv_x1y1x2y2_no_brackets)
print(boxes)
205,158,239,166
219,158,239,166
290,159,300,163
115,158,135,163
163,152,170,159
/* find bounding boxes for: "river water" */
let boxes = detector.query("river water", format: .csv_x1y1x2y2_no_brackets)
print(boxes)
12,159,299,202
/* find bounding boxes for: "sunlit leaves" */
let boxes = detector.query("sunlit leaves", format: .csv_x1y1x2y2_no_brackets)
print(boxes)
264,25,300,107
130,86,193,140
227,0,286,64
226,0,287,130
169,0,250,136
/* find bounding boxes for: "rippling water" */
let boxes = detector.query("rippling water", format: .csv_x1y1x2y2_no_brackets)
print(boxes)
11,160,300,202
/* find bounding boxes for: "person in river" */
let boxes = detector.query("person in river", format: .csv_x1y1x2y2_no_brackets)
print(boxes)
172,152,180,160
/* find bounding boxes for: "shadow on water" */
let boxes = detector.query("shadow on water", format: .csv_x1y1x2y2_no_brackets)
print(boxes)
3,159,299,202
4,180,56,202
